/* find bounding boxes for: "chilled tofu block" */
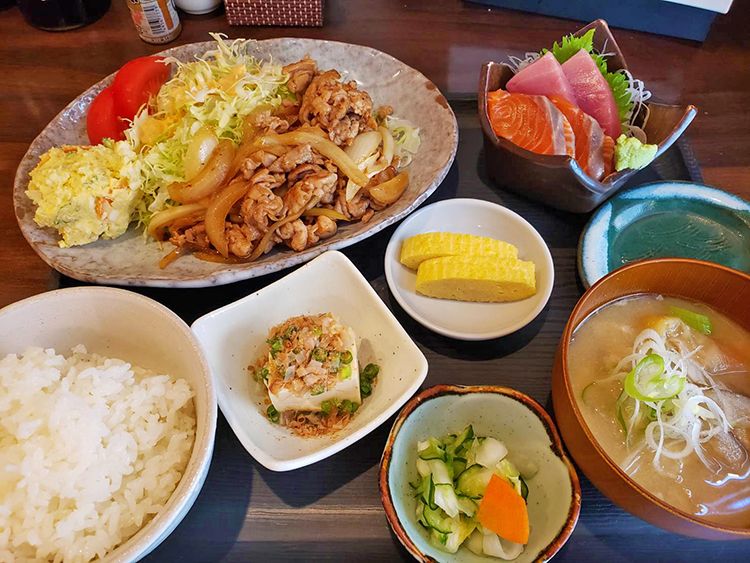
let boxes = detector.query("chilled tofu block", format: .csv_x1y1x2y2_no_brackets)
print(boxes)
269,348,360,411
259,314,362,413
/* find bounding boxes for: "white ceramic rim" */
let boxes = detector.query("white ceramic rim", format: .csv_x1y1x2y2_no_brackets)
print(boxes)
384,198,555,340
578,180,750,288
0,287,217,561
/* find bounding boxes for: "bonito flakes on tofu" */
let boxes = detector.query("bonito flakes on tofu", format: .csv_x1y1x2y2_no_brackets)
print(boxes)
251,313,380,437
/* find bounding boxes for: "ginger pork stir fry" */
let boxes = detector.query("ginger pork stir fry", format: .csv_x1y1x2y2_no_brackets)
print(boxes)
151,57,420,267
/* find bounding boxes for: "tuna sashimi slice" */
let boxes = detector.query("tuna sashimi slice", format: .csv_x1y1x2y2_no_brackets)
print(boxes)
561,48,622,138
506,52,577,106
549,96,614,181
487,89,575,157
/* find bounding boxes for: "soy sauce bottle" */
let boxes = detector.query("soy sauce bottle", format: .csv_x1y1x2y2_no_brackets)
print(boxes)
17,0,111,31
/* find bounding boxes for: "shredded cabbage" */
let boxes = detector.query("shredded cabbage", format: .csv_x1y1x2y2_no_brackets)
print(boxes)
128,33,291,224
387,116,421,166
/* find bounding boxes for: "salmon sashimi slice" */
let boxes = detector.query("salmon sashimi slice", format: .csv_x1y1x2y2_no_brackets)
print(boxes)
549,95,615,180
487,89,575,157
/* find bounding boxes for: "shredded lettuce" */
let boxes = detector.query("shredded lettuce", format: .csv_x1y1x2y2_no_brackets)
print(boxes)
128,33,290,224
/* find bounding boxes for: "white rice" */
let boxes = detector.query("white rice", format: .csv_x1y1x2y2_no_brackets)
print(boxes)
0,346,196,562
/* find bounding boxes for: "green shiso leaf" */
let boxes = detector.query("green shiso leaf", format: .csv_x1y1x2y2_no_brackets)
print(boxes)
543,29,634,130
543,29,595,64
606,70,634,124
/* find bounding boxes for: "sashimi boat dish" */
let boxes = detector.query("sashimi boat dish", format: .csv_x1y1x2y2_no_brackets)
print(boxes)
487,29,658,182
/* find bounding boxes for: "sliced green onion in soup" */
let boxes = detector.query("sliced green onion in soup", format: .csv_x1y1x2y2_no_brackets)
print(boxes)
668,306,712,335
624,354,685,402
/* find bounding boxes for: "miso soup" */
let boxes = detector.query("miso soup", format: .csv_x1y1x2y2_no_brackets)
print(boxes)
568,294,750,527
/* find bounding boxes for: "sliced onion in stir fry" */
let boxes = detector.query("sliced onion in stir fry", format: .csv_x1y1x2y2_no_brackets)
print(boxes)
158,246,190,269
147,203,207,241
184,126,220,180
302,207,349,222
345,130,381,164
367,171,409,205
193,250,248,264
378,125,394,165
168,139,235,203
205,178,251,257
257,129,370,186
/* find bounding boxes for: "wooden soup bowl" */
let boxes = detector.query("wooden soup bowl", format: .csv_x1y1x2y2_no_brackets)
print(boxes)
552,258,750,539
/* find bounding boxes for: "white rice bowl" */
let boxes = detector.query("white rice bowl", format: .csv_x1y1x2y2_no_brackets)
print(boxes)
0,345,196,562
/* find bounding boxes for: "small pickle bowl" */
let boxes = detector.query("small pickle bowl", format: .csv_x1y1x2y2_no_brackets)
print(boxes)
0,287,217,561
478,19,697,213
552,258,750,539
379,385,581,562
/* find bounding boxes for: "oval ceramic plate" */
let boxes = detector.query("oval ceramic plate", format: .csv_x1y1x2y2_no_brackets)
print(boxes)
384,199,554,340
578,181,750,288
379,385,581,562
13,39,458,287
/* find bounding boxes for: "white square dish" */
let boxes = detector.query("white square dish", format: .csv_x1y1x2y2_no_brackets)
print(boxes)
191,251,429,471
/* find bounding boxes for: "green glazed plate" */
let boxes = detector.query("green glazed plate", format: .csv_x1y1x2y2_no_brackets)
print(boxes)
578,181,750,288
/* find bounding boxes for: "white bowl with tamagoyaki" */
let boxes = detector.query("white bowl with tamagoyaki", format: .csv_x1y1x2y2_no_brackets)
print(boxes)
384,199,554,341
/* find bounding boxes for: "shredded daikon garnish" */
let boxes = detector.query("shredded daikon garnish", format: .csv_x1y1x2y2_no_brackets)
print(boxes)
608,319,732,475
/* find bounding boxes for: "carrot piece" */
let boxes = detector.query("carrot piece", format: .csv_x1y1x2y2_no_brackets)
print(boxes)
476,474,529,545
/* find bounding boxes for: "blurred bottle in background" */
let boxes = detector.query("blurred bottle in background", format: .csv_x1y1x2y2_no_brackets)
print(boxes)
17,0,111,30
126,0,181,44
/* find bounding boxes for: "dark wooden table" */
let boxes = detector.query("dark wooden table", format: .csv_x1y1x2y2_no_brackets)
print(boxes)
2,1,750,561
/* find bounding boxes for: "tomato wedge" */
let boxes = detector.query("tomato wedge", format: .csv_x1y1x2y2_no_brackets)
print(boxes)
86,86,127,145
111,56,170,120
